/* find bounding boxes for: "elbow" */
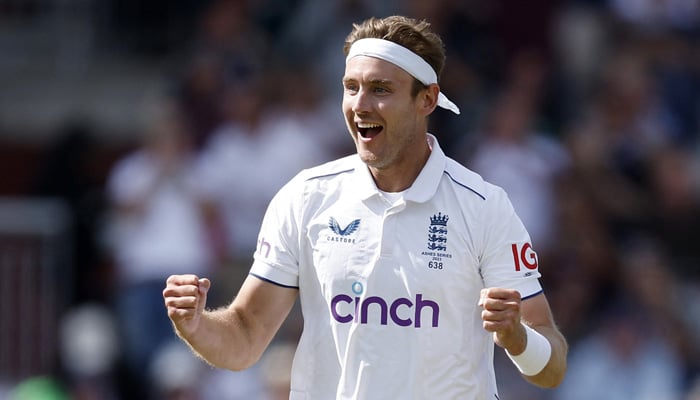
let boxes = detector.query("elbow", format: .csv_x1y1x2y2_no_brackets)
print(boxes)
541,367,567,389
228,358,258,372
538,346,568,389
526,340,568,389
224,346,265,372
228,364,251,372
548,370,567,389
528,363,567,389
543,331,568,388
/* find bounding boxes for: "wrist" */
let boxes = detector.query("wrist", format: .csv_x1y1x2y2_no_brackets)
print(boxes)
506,323,552,376
503,323,528,355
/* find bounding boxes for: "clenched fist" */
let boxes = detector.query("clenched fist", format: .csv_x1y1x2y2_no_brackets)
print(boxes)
163,274,211,338
479,287,527,355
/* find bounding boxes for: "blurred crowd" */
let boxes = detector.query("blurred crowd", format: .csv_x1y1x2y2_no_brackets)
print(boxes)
2,0,700,399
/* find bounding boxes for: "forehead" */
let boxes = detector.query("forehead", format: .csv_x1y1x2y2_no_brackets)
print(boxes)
344,55,414,83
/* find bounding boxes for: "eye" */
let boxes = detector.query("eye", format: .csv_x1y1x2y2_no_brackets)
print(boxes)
373,86,389,94
343,81,358,94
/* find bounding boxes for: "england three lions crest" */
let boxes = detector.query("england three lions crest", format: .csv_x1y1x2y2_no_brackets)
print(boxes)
427,212,449,251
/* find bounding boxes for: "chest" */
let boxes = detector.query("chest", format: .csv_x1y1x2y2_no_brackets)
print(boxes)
300,196,484,307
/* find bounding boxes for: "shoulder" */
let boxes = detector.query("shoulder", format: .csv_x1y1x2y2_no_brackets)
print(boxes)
264,155,359,223
442,157,506,202
288,154,358,187
271,154,357,200
441,158,522,230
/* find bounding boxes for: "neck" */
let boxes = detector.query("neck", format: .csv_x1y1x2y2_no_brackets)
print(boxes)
370,142,431,192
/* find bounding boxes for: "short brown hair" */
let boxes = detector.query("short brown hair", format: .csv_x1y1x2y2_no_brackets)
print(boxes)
344,16,446,96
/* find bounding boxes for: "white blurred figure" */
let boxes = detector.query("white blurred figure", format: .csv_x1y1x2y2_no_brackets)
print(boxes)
554,4,609,100
104,98,219,397
150,340,204,400
194,78,333,263
59,304,120,400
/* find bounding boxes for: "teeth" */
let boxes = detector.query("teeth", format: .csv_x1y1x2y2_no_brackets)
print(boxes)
357,122,381,129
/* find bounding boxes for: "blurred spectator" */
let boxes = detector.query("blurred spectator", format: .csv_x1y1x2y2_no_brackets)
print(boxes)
551,298,685,400
176,52,227,151
647,146,700,279
273,0,395,103
103,97,221,398
176,0,271,149
263,63,349,158
463,59,570,255
647,32,700,145
644,147,700,384
59,303,120,400
546,170,621,344
3,0,700,397
401,0,496,152
190,79,269,267
193,74,333,269
620,235,698,375
562,43,672,241
554,4,609,94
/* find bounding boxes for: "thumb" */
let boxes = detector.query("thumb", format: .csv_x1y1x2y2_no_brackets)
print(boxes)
198,277,212,293
196,278,211,312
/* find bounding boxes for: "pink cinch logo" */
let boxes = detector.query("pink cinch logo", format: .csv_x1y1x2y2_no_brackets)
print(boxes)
330,281,440,328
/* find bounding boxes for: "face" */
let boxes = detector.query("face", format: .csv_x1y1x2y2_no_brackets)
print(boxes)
342,56,433,172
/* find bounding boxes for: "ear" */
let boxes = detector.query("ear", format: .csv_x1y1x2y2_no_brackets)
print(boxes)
418,83,440,116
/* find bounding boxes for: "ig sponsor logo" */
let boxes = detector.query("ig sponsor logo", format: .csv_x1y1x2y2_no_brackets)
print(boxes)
511,242,538,271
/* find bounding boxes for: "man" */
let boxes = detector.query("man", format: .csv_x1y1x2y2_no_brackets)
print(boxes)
163,15,567,399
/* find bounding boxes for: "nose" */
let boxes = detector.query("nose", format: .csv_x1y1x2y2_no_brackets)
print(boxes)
350,87,372,114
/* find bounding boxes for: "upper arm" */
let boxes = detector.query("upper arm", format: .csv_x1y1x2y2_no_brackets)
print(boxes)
520,292,556,328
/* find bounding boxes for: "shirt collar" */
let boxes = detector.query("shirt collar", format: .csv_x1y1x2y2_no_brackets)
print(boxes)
352,133,446,203
405,134,445,203
352,155,379,201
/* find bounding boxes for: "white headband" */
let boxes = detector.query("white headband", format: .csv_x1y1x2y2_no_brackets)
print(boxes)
346,38,460,115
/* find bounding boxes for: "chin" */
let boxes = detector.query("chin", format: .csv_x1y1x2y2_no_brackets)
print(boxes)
357,149,377,165
359,152,389,170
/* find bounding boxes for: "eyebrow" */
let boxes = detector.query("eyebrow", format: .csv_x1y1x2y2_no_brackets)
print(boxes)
370,78,393,86
342,77,394,86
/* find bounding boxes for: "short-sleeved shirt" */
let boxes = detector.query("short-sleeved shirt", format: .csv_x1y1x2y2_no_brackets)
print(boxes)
250,135,543,399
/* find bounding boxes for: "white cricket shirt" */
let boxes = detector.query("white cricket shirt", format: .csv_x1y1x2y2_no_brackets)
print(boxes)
250,135,543,399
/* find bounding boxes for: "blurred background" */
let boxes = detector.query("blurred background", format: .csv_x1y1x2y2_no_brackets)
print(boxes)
0,0,698,399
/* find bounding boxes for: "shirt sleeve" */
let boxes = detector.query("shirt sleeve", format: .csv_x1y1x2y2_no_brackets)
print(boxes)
478,186,543,298
249,176,303,288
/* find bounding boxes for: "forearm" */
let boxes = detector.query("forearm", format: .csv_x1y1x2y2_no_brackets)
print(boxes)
167,274,298,371
176,306,267,371
519,324,568,388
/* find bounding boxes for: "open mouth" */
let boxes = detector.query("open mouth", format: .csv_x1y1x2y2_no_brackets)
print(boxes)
357,122,383,139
